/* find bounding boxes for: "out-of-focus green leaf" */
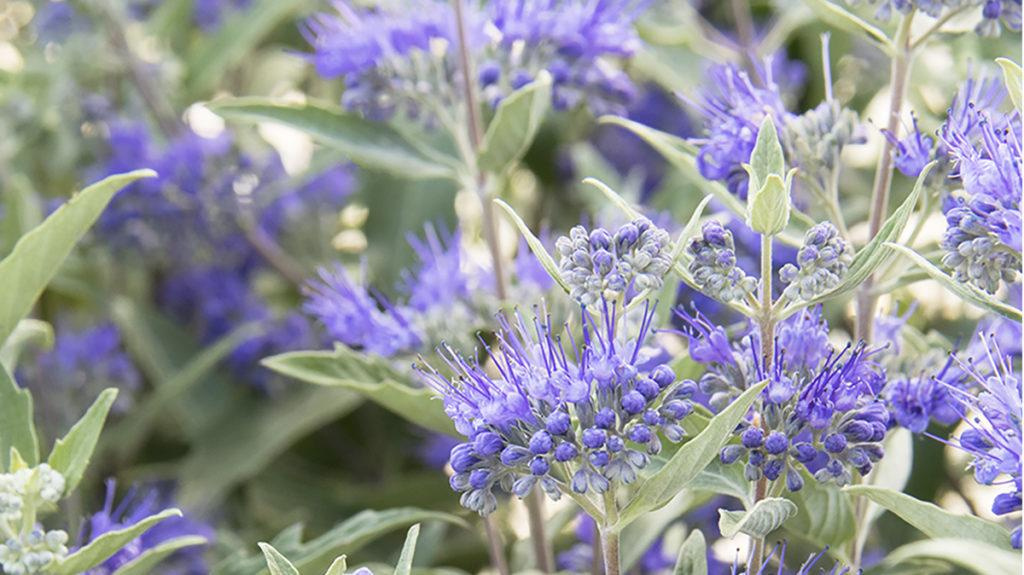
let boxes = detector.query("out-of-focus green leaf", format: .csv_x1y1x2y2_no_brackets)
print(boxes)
112,536,208,575
0,174,43,256
844,485,1013,548
0,319,52,374
621,490,710,571
213,508,466,575
478,72,552,174
689,460,751,507
258,543,300,575
0,170,154,346
884,539,1022,575
718,497,797,538
673,530,707,575
803,0,892,51
179,386,363,509
615,382,766,530
996,58,1022,111
884,243,1022,321
853,429,913,562
48,388,117,494
0,364,38,470
262,347,456,436
55,509,182,575
785,469,855,551
185,0,307,97
210,99,459,180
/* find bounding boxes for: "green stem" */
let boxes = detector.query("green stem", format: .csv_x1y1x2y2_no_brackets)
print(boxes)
600,491,620,575
749,233,776,573
855,12,915,343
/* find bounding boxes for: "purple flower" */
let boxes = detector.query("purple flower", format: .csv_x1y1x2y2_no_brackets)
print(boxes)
942,334,1022,548
193,0,252,31
80,480,212,575
419,302,694,514
883,113,934,178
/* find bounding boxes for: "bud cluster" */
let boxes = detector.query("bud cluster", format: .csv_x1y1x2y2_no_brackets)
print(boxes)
779,222,852,302
556,218,673,306
783,100,864,182
687,221,758,304
0,465,69,575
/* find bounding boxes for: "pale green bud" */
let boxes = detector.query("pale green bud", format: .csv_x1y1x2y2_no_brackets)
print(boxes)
747,170,795,236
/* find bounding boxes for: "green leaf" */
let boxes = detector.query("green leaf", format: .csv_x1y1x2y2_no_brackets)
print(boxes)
185,0,306,97
324,556,347,575
854,429,913,560
844,485,1013,548
996,58,1022,111
111,536,208,575
209,99,458,180
478,72,552,174
493,199,570,294
791,162,936,316
747,172,791,236
747,115,785,191
621,490,710,572
615,381,767,530
48,388,118,494
718,497,797,538
673,530,708,575
394,525,421,575
55,509,182,575
689,460,752,507
884,539,1022,575
0,170,154,346
179,385,363,509
0,364,38,469
784,469,855,549
214,508,466,575
0,319,53,372
262,347,455,437
259,543,301,575
884,243,1022,322
803,0,893,51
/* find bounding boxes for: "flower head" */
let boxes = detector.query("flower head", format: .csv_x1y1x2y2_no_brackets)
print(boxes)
882,113,934,178
779,222,852,302
687,220,758,305
419,302,696,514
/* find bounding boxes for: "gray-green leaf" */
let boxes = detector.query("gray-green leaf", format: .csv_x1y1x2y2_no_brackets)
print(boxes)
259,543,301,575
262,347,456,436
0,364,38,469
719,497,797,538
884,538,1022,575
784,469,855,549
394,525,421,575
884,243,1022,322
673,530,708,575
0,319,53,373
844,485,1013,548
494,199,570,294
478,72,552,174
55,509,182,575
747,115,785,191
615,381,767,530
996,58,1022,111
0,170,154,346
48,388,118,494
209,99,458,180
112,536,208,575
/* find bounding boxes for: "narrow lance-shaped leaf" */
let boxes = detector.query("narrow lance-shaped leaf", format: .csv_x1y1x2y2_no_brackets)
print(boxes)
54,509,183,575
258,543,301,575
111,536,208,575
673,530,708,575
884,243,1022,322
394,525,421,575
48,388,118,494
746,115,785,191
614,381,767,530
0,170,155,345
844,485,1013,548
209,99,459,180
478,71,552,174
494,199,570,293
0,364,38,469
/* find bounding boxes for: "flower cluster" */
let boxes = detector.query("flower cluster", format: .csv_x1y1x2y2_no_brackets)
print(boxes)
419,302,696,514
678,307,889,490
0,465,68,575
305,0,645,122
847,0,1021,36
939,93,1021,294
883,114,934,178
80,480,212,574
944,334,1022,548
687,220,758,305
783,100,865,184
556,218,673,306
690,63,791,198
18,321,140,435
778,222,852,302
